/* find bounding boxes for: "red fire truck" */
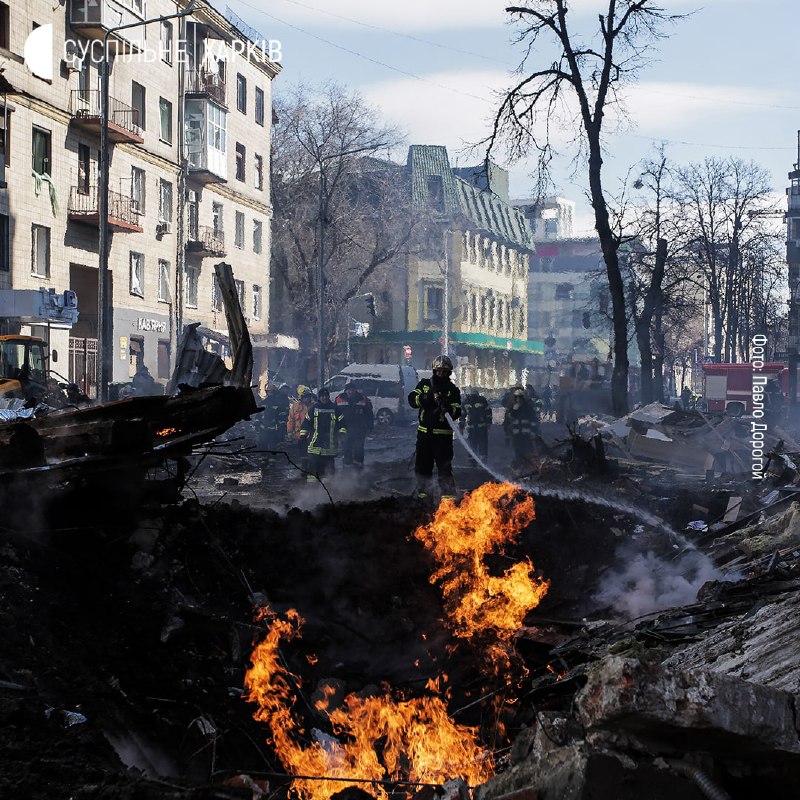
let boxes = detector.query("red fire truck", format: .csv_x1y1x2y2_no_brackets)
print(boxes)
701,362,787,415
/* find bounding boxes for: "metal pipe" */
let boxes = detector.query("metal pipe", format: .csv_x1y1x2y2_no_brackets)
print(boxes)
666,759,731,800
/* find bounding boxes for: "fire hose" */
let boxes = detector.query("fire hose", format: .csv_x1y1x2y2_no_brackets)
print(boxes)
665,759,731,800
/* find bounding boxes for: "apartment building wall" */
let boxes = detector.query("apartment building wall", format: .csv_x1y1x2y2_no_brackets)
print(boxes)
0,0,278,390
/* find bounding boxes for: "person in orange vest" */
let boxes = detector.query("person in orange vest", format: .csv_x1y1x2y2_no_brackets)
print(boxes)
287,386,315,468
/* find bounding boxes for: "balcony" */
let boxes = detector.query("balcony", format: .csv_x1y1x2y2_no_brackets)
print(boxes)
186,225,226,257
69,0,145,54
68,186,143,233
69,91,143,144
185,98,228,184
185,69,226,107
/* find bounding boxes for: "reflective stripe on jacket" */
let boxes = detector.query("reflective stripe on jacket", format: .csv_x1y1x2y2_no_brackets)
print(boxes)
300,403,346,456
408,379,461,436
461,395,492,431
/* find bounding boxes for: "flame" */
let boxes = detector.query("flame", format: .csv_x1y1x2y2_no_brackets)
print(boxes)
245,607,493,800
412,482,549,675
156,427,179,437
546,664,567,681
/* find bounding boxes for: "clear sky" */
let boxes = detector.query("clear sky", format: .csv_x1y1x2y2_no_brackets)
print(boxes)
218,0,800,235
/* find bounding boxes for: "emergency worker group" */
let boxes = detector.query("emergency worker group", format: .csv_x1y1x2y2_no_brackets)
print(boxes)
259,360,546,494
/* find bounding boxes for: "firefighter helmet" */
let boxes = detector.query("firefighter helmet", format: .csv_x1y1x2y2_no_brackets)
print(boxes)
432,355,453,373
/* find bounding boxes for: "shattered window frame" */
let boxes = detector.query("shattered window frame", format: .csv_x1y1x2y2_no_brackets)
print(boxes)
31,223,50,278
185,265,199,308
158,258,170,303
252,284,261,320
129,251,144,297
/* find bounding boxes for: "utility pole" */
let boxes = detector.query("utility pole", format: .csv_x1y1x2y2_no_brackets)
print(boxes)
97,1,197,402
442,230,450,357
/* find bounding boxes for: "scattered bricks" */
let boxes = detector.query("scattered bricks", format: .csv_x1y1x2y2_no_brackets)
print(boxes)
575,656,800,758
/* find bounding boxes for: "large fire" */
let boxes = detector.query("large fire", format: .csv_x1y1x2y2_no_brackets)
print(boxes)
244,482,546,800
412,482,549,675
244,607,493,800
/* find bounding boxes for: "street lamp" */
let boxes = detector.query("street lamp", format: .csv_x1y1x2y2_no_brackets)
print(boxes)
97,1,197,401
315,143,386,390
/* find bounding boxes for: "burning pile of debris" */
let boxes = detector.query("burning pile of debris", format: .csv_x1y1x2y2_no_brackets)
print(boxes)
2,456,800,800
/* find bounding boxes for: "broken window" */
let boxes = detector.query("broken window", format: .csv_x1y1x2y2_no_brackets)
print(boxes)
131,166,145,215
77,143,91,194
425,285,443,322
128,336,143,378
159,97,172,144
252,284,261,319
235,143,245,181
185,265,199,308
32,127,50,175
253,220,262,254
235,211,244,249
31,224,49,277
131,81,146,130
157,339,170,379
236,73,247,113
255,87,264,125
129,251,144,297
158,179,173,224
158,259,170,303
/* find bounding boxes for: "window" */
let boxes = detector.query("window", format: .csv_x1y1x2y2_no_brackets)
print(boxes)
234,211,245,249
157,340,170,380
131,166,145,214
255,87,264,125
425,286,443,321
427,175,444,212
185,266,199,308
78,52,91,101
130,252,144,297
235,279,245,309
252,284,262,320
31,224,50,277
555,282,574,301
254,154,263,190
158,97,172,144
158,259,170,302
160,20,172,64
158,179,173,223
0,105,10,168
31,127,51,175
131,81,146,130
0,214,8,271
253,220,262,254
236,73,247,113
211,274,221,311
235,142,245,181
76,144,91,194
0,3,8,51
207,103,226,153
212,202,223,237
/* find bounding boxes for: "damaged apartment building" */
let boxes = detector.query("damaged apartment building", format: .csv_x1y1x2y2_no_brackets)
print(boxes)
0,0,281,395
356,145,542,391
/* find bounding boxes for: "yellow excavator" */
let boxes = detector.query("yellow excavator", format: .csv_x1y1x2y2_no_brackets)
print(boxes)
0,334,50,401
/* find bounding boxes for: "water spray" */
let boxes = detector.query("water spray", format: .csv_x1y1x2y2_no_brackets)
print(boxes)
444,413,679,538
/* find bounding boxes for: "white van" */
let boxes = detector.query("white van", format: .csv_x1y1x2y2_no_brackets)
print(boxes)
325,363,418,426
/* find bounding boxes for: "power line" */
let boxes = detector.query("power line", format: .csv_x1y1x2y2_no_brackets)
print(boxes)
231,0,493,103
271,0,510,65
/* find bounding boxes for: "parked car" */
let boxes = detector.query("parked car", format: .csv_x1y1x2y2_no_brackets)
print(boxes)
324,363,418,426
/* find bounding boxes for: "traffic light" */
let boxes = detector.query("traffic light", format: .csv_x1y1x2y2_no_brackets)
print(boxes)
366,295,376,317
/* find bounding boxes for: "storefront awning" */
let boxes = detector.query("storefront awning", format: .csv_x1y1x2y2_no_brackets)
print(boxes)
363,330,543,356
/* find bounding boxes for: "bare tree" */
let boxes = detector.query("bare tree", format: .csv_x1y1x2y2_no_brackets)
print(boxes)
672,157,780,363
488,1,683,414
270,83,420,383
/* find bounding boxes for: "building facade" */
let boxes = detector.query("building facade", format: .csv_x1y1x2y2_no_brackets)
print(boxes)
0,0,279,394
357,145,541,392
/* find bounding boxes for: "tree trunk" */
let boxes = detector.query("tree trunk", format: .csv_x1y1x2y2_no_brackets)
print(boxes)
588,139,629,416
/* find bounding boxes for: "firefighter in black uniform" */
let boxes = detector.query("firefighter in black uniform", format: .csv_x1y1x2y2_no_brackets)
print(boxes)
459,387,492,460
299,387,346,482
408,355,461,500
503,386,541,471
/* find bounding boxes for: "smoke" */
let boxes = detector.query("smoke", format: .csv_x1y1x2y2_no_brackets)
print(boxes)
593,545,725,620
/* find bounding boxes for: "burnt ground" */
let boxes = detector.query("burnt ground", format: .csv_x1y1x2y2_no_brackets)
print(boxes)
0,420,728,799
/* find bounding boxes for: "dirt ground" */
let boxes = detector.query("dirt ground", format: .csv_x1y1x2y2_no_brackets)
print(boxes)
0,419,689,799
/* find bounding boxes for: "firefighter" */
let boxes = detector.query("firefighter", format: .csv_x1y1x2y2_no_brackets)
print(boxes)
260,383,291,460
408,355,461,500
503,386,541,471
335,381,374,470
459,386,492,460
287,386,315,468
300,387,346,482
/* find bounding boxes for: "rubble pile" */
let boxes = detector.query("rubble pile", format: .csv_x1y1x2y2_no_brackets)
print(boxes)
1,445,800,799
